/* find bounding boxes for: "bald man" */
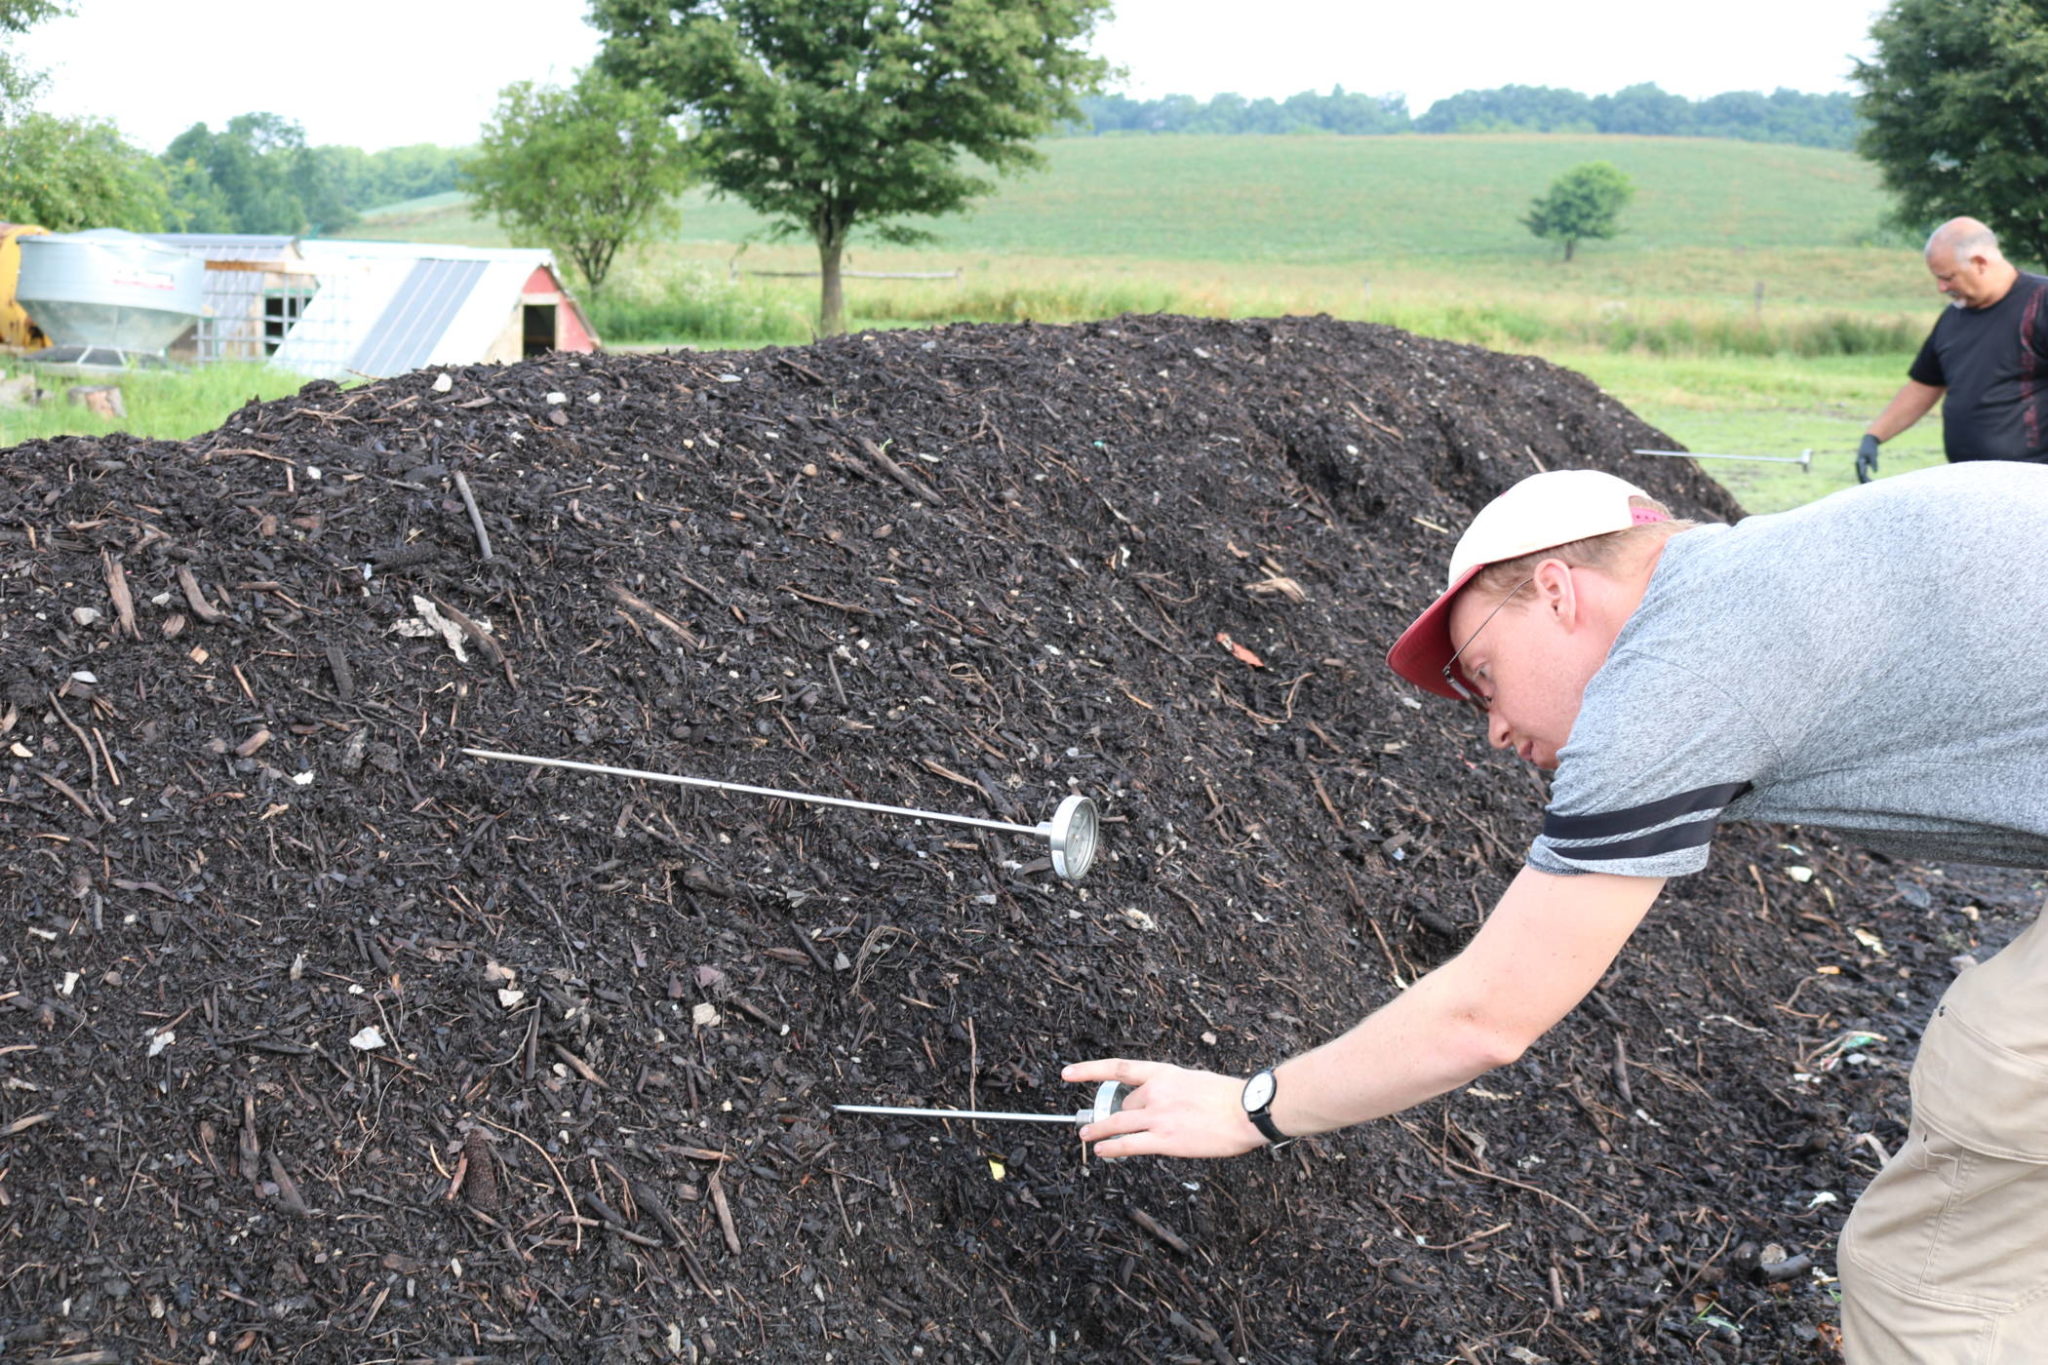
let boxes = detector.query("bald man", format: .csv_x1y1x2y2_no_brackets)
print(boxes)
1857,216,2048,481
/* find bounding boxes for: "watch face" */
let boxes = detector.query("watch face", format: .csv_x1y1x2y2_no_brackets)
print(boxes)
1243,1070,1276,1113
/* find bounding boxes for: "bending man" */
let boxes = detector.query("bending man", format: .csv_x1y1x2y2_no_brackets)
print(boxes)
1066,464,2048,1360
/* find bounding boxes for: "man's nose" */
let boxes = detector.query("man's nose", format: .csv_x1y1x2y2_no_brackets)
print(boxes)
1487,712,1514,749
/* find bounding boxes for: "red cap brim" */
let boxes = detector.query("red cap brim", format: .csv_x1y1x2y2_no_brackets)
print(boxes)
1385,564,1484,700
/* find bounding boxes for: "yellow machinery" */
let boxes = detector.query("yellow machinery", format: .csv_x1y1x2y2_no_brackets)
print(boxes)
1,223,52,351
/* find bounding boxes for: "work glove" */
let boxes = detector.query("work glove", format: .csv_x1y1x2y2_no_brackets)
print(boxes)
1855,433,1880,484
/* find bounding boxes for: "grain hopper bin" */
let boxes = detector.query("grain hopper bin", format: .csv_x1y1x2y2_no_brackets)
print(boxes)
15,228,205,368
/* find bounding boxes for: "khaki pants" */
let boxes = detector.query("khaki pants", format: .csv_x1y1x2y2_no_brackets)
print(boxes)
1840,913,2048,1362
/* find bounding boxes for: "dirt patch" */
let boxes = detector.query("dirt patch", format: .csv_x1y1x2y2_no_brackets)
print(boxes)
0,314,2030,1364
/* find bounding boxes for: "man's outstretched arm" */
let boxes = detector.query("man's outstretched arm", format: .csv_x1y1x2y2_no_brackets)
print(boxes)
1865,380,1943,444
1063,867,1665,1158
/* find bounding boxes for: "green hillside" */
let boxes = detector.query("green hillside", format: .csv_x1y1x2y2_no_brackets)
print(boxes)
679,134,1894,261
359,133,1893,261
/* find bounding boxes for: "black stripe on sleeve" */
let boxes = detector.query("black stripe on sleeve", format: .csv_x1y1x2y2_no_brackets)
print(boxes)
1545,815,1721,864
1542,782,1752,842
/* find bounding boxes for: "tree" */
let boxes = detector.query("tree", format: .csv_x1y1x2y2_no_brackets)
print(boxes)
0,0,170,231
1855,0,2048,268
362,143,464,204
161,113,349,235
0,0,63,109
1417,85,1595,134
593,0,1113,335
1522,161,1634,261
461,68,690,295
1590,83,1694,137
159,153,233,232
1,111,168,229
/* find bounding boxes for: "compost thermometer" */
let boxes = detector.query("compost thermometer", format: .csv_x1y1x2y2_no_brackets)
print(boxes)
835,1081,1130,1133
462,748,1101,881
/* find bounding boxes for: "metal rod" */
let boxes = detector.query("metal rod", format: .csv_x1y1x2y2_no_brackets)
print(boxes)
1633,447,1812,469
833,1104,1077,1125
461,748,1040,837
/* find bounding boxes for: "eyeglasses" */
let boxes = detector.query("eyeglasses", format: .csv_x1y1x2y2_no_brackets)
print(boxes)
1442,577,1533,711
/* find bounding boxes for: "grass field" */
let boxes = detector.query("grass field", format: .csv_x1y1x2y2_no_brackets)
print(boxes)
4,134,1954,515
1562,349,1944,510
0,362,315,447
358,134,1900,262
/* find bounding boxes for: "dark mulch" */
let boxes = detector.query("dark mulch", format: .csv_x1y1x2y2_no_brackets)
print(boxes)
0,315,2029,1365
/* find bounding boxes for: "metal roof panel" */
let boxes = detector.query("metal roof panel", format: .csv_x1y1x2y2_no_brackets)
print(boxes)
351,258,487,377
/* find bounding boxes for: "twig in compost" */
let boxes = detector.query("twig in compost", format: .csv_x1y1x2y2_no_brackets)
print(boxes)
35,771,96,822
472,1114,582,1255
45,690,99,787
1419,1220,1511,1252
101,551,137,638
857,436,944,504
1644,1226,1734,1335
1612,1035,1634,1107
609,585,701,647
174,565,226,623
1130,1207,1192,1256
775,354,826,385
707,1167,742,1255
1397,1117,1610,1235
784,584,880,617
325,645,354,700
453,471,495,561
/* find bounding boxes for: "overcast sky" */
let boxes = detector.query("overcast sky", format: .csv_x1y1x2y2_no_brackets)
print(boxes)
14,0,1888,154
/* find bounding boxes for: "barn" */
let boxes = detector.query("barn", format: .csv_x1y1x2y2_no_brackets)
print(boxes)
150,235,600,377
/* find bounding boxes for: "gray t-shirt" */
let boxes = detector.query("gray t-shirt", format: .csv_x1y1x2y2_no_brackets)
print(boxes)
1529,461,2048,877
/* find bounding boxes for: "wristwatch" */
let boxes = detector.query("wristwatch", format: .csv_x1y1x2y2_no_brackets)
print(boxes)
1241,1068,1294,1149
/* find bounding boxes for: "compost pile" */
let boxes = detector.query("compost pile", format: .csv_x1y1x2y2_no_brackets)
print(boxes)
0,315,2028,1365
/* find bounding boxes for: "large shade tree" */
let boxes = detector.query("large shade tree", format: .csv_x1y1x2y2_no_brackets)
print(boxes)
592,0,1113,335
1855,0,2048,267
463,67,691,296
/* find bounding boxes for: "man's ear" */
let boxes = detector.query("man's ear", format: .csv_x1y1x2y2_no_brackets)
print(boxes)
1532,557,1577,625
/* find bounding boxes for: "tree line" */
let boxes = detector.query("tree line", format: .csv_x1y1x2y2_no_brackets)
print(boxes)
161,117,463,236
1076,83,1860,150
2,103,464,237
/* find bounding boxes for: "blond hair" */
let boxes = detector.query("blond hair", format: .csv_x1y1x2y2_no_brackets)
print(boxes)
1465,495,1693,603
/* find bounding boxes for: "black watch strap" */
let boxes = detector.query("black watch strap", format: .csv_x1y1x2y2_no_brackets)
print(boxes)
1242,1069,1293,1148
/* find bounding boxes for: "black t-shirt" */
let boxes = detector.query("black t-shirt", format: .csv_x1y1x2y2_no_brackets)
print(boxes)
1908,271,2048,464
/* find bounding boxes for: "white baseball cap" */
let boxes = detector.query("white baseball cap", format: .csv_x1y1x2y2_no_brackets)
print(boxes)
1386,469,1664,699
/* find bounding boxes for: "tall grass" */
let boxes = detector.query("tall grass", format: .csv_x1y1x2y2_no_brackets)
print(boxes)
586,258,1205,344
0,361,321,447
587,249,1924,360
1364,301,1925,358
586,263,817,345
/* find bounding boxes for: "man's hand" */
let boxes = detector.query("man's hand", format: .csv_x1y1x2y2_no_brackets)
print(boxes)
1856,433,1881,483
1060,1058,1266,1159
